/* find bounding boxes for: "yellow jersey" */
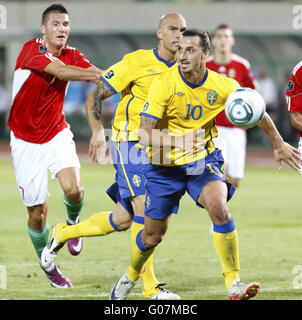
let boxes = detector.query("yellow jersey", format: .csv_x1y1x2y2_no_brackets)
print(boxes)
100,48,176,142
141,65,240,166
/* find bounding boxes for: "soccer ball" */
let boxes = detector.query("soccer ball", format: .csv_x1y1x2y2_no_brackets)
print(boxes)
225,88,266,128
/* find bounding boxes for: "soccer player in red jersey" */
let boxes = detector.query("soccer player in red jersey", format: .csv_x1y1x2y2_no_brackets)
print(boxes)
206,24,257,188
7,3,102,288
286,61,302,174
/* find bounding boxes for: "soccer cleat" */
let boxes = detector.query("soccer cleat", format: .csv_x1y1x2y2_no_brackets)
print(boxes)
67,237,83,256
40,264,72,288
228,280,260,300
110,272,137,300
66,217,83,256
41,223,66,269
148,283,181,300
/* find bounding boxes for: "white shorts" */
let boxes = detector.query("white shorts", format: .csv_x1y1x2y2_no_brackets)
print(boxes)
299,137,302,175
10,128,81,207
213,126,247,179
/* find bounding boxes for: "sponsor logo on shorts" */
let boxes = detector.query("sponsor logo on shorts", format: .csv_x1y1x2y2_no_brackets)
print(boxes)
145,195,151,208
18,186,25,200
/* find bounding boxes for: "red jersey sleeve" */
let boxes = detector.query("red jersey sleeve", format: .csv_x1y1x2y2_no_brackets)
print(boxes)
18,40,57,74
286,64,302,113
73,49,92,69
242,68,256,89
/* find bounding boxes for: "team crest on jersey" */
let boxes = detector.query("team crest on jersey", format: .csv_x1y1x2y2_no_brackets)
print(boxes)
132,175,141,187
39,45,47,53
207,90,218,105
288,80,294,92
104,70,114,79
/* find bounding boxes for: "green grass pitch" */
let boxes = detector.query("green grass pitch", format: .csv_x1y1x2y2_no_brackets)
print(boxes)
0,158,302,300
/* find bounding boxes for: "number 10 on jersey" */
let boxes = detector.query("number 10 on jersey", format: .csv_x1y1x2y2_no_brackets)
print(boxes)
184,104,203,120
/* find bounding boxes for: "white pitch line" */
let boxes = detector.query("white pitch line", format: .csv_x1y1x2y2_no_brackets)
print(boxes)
47,292,141,299
6,263,38,267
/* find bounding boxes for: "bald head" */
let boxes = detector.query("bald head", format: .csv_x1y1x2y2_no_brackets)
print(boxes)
158,13,186,31
156,12,186,57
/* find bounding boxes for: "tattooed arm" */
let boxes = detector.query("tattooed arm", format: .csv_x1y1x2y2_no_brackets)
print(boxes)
90,81,115,122
138,115,179,147
85,81,115,163
138,116,158,146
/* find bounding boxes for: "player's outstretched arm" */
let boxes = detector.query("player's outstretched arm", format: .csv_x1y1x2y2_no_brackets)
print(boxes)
87,65,103,74
258,112,302,171
44,59,102,82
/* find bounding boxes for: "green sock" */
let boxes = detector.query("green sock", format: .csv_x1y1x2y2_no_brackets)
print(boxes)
63,194,84,223
27,223,50,258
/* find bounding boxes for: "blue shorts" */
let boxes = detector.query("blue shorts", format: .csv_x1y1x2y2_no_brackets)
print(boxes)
106,141,148,216
144,149,235,220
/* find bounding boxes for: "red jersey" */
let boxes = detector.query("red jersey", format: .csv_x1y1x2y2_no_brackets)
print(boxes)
7,38,92,143
206,53,256,128
286,60,302,137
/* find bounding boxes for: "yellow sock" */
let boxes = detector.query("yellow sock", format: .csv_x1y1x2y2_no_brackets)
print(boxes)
57,211,117,243
141,253,159,296
212,218,240,291
130,217,159,296
127,223,154,283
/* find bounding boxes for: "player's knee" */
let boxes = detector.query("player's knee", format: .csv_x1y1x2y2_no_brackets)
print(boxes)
206,199,230,225
111,207,133,231
115,219,132,231
64,184,83,203
27,204,47,229
142,231,163,249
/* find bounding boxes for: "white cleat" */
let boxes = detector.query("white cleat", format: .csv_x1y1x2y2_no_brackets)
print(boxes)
228,280,260,300
41,223,65,269
149,284,181,300
110,272,137,300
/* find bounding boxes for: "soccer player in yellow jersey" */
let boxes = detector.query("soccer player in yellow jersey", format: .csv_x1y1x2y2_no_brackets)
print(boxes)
110,29,302,300
41,13,186,299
